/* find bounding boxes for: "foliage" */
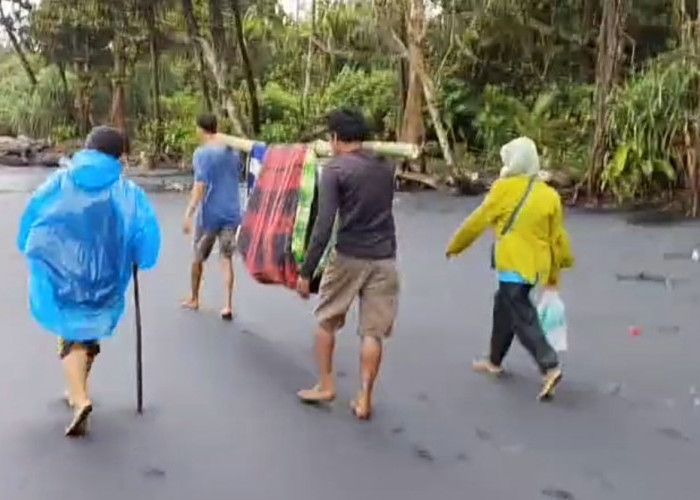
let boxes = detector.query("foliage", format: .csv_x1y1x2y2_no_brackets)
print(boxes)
157,91,204,159
602,56,692,202
439,77,481,143
257,68,397,143
259,82,302,143
0,0,696,208
319,68,397,136
475,83,593,172
0,57,73,137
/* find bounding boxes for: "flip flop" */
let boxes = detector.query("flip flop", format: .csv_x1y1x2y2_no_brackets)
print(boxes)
538,369,563,401
65,403,93,437
220,310,234,321
297,385,336,405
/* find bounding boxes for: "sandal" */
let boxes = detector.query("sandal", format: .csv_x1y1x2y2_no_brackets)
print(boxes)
220,309,234,322
65,403,93,437
538,368,563,401
297,385,336,404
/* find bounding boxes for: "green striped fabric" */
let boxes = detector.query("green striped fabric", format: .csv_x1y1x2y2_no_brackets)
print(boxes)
291,152,337,278
291,149,318,264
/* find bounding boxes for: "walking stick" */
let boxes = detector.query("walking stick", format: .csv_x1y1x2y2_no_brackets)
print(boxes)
132,263,143,414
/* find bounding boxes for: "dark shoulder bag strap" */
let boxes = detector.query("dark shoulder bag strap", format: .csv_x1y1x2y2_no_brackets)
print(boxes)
490,175,537,269
500,175,537,236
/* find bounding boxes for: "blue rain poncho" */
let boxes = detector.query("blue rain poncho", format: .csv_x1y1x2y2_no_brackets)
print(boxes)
17,149,161,342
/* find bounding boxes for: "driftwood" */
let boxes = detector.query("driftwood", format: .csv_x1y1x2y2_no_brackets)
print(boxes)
0,135,50,156
215,133,421,160
0,135,58,167
396,170,440,190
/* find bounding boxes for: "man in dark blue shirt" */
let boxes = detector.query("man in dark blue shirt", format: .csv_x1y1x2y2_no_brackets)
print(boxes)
182,114,242,320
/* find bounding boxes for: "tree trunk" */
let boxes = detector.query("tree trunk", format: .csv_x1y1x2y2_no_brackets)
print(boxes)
145,3,163,158
402,0,455,177
581,0,599,37
301,0,316,119
398,12,409,130
0,5,37,87
588,0,630,198
208,0,228,87
695,0,700,216
109,0,130,142
74,75,92,136
674,0,697,215
401,0,425,150
109,34,129,151
209,0,229,52
400,0,426,175
419,65,455,178
181,0,214,112
196,36,246,136
690,0,700,216
73,33,93,136
206,0,246,134
56,62,74,124
231,0,261,134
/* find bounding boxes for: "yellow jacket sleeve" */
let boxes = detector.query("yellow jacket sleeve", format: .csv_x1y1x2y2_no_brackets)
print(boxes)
446,180,506,256
548,197,574,286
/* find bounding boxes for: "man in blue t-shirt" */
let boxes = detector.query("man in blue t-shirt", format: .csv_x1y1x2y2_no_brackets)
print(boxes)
182,114,242,320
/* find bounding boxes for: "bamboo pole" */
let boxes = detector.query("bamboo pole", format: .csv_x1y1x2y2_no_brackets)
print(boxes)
215,133,421,160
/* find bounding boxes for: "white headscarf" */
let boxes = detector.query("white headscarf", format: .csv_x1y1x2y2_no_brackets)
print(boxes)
499,137,540,178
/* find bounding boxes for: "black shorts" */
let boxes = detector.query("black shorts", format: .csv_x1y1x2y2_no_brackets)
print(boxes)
57,338,101,360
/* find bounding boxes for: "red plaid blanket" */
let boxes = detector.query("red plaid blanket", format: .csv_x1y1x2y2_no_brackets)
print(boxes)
237,145,307,289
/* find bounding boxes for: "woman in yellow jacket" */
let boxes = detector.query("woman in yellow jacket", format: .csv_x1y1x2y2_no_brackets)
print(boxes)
446,137,574,401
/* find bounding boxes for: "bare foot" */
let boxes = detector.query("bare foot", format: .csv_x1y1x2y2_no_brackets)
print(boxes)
297,384,336,404
181,298,199,310
350,392,372,420
472,359,505,376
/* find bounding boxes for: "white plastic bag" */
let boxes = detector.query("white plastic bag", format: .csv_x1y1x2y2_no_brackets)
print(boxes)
537,290,568,352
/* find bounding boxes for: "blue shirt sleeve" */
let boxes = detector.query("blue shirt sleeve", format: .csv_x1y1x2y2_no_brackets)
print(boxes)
131,186,161,271
193,148,210,184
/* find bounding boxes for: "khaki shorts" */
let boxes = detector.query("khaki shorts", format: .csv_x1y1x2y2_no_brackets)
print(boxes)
57,337,100,360
315,251,400,338
194,226,237,262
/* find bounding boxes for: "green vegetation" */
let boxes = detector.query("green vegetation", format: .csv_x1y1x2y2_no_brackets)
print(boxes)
0,1,699,211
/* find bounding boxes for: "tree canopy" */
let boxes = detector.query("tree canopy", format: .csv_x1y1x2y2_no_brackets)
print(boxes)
1,0,699,211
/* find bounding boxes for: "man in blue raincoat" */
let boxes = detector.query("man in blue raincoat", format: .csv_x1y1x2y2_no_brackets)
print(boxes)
17,126,161,437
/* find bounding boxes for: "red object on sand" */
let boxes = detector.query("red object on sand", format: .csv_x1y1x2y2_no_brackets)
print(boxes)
237,145,307,290
629,326,642,337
